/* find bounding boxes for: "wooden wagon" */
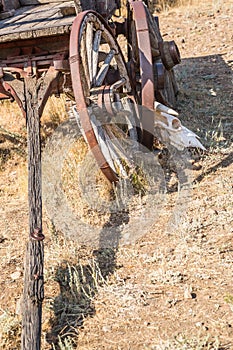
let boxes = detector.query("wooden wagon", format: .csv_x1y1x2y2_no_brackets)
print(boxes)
0,1,182,348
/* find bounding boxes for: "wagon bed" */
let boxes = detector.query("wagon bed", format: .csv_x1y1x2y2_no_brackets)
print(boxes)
0,1,76,44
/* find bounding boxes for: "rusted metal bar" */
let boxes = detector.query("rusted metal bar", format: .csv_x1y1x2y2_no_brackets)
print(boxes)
130,0,155,150
2,80,26,117
0,80,11,98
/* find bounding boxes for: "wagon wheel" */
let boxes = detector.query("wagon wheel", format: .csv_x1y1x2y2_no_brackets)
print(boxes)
70,10,143,183
127,1,181,147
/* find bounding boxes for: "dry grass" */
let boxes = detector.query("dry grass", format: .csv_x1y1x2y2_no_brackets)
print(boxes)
146,0,205,13
0,0,233,349
120,0,199,16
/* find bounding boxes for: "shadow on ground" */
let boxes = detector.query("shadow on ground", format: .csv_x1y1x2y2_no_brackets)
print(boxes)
46,211,129,349
46,249,116,348
176,54,232,148
175,53,233,180
45,53,232,348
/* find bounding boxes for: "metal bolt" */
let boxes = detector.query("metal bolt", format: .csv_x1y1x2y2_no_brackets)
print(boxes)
30,227,45,241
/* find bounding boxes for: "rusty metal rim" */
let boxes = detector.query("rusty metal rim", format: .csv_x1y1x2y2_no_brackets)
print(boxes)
129,0,155,150
2,80,26,117
70,10,133,183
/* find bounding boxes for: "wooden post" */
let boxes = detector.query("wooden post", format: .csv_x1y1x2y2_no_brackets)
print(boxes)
21,76,45,350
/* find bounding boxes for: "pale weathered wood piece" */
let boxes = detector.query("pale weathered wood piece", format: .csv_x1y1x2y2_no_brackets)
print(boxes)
59,5,76,16
23,2,59,14
0,9,61,34
92,29,102,82
31,7,76,29
0,5,37,30
86,21,93,82
96,49,115,87
14,8,61,25
0,11,29,29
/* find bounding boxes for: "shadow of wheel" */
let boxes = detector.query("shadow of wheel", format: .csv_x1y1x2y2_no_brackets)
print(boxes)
42,117,168,249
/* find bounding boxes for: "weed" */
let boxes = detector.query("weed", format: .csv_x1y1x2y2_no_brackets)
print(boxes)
0,310,21,349
152,333,221,349
53,336,76,350
224,294,233,305
224,294,233,311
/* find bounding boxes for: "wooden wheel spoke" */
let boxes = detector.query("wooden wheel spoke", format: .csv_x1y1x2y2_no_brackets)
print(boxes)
96,49,115,87
81,35,91,92
86,21,94,83
92,29,102,84
110,77,126,91
90,114,126,176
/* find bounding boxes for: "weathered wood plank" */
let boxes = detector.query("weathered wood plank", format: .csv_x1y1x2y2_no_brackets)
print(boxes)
32,15,74,31
0,10,30,30
0,22,73,42
23,2,60,13
0,13,65,36
22,240,44,350
21,0,69,4
0,2,75,41
21,76,44,350
8,8,61,29
57,4,76,16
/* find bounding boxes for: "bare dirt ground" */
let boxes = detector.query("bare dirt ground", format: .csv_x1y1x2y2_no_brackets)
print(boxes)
0,0,232,349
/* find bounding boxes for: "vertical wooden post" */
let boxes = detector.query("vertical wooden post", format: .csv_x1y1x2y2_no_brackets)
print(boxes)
21,76,44,350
